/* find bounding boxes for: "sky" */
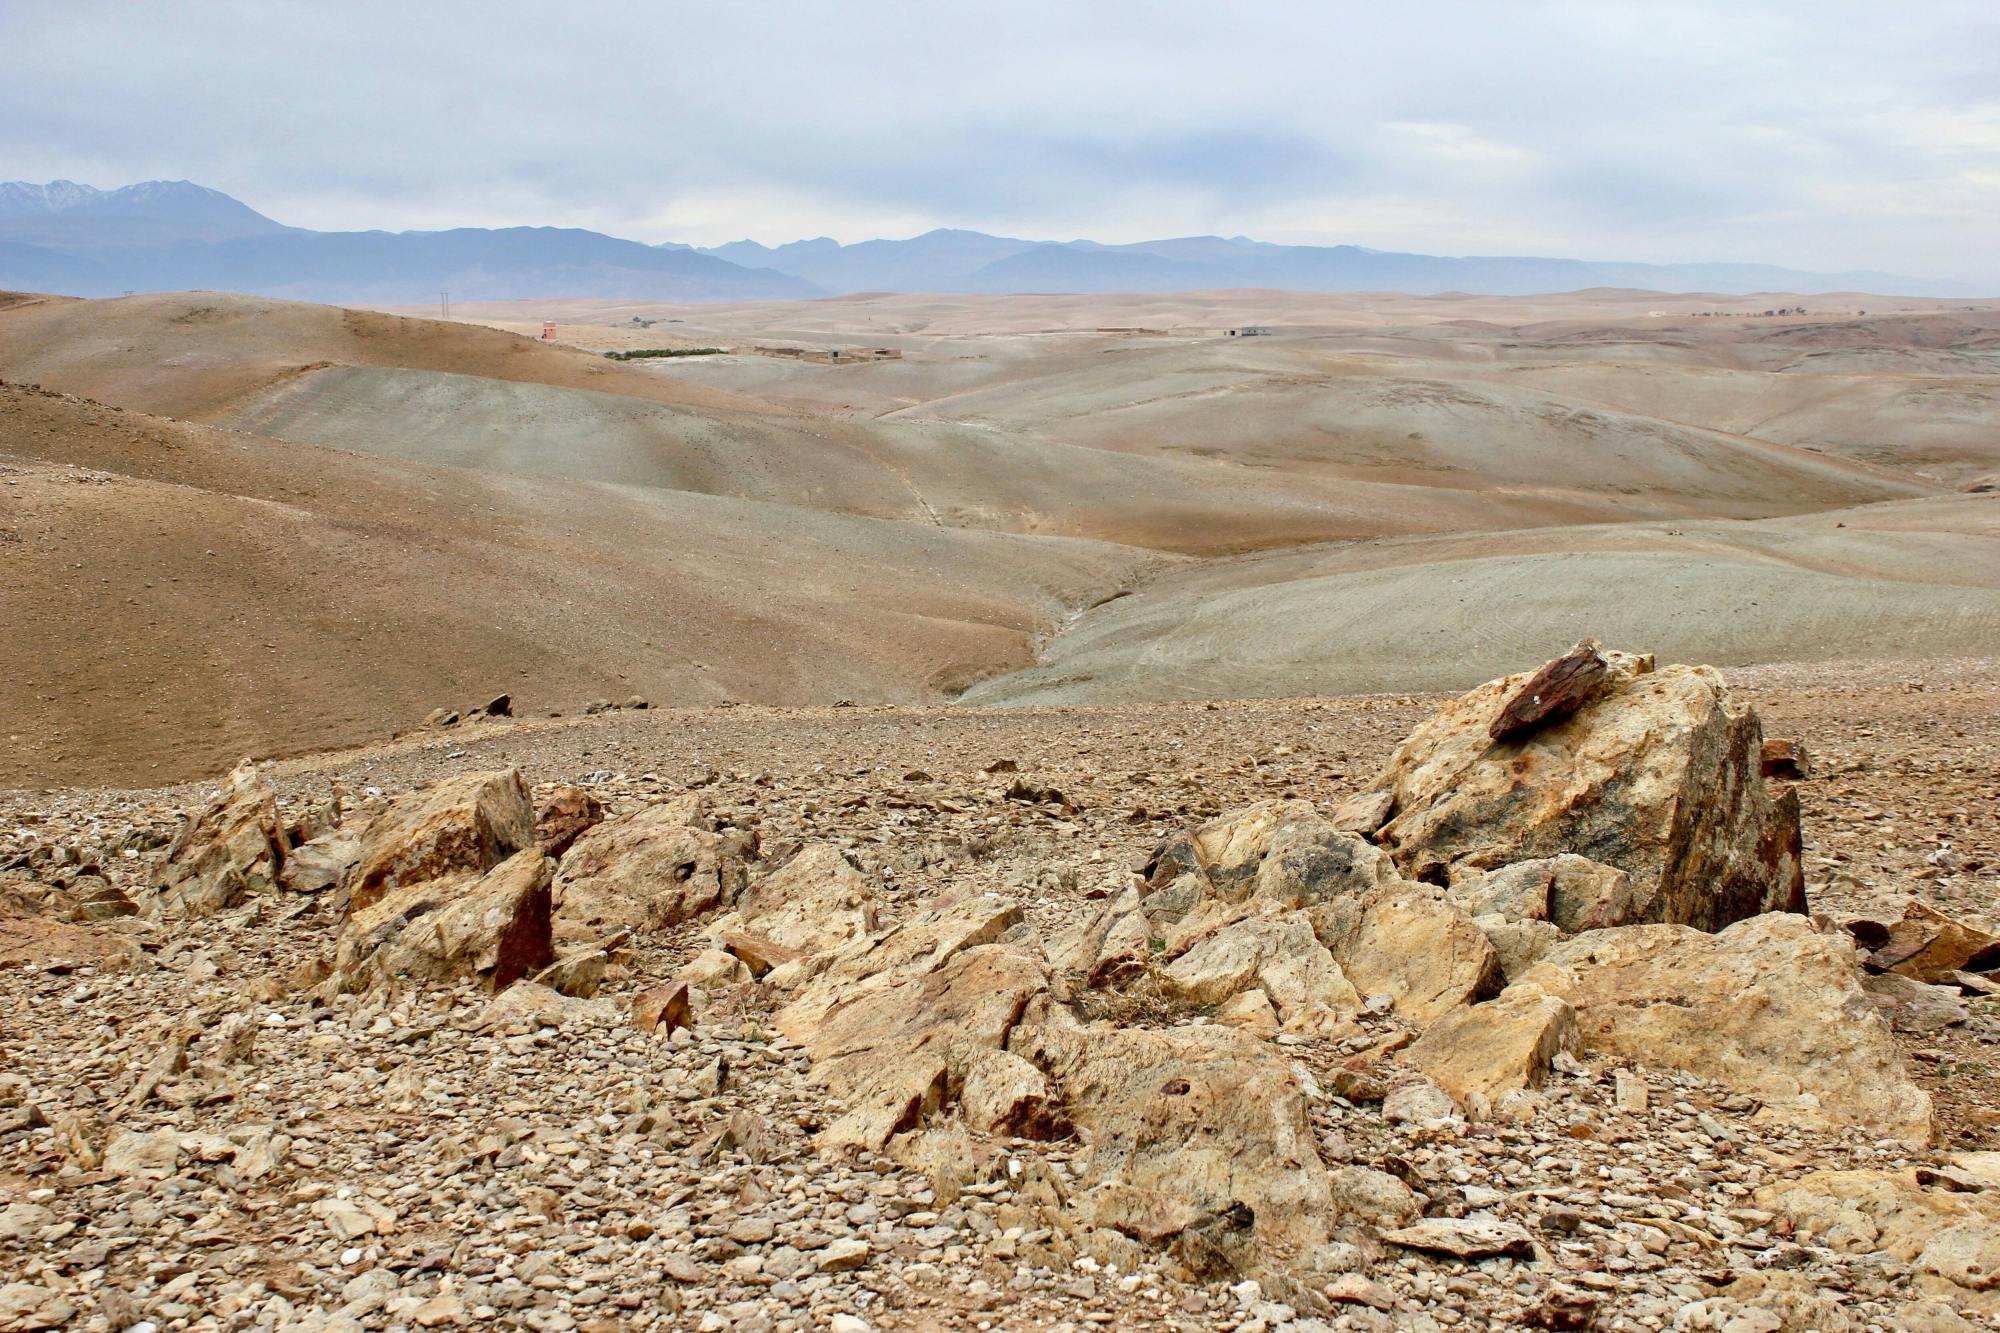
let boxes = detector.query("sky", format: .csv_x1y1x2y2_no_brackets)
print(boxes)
5,0,1998,284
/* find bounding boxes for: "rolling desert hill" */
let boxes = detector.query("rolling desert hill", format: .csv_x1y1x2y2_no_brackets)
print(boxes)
0,381,1156,786
3,285,1995,785
3,293,1934,560
0,291,772,420
964,495,2000,705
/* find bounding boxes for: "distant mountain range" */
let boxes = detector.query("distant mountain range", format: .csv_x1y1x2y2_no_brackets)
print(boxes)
701,229,1952,299
0,181,814,303
0,179,1962,302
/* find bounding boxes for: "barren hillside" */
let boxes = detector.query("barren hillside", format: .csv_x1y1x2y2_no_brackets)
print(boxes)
0,383,1153,786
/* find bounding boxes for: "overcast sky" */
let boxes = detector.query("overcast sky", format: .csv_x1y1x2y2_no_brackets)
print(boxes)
6,1,1998,283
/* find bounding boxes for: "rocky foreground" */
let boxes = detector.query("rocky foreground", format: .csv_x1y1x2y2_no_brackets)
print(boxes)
2,652,1998,1332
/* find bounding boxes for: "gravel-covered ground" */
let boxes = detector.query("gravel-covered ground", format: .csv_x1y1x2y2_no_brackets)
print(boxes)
3,661,1997,1331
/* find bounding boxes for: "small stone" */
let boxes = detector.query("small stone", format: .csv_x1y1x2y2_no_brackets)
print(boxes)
817,1238,870,1272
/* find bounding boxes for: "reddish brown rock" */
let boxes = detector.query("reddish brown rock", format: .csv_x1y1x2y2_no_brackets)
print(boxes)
1487,639,1608,742
1847,901,2000,985
533,785,603,860
632,982,693,1035
1761,737,1811,780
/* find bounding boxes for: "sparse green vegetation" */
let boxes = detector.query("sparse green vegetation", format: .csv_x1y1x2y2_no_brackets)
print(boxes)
604,347,724,360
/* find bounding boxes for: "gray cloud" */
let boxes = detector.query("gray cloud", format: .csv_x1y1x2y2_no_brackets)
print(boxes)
2,0,1995,285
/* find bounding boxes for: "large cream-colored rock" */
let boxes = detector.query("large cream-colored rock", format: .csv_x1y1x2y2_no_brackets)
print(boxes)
709,843,880,956
958,1048,1071,1140
1405,983,1577,1111
1524,914,1931,1142
1312,889,1502,1024
1354,651,1805,932
279,829,359,896
154,760,287,917
774,892,1025,1024
335,850,553,993
551,804,747,940
348,771,534,915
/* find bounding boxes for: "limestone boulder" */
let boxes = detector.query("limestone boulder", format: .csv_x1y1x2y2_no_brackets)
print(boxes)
1756,1169,2000,1310
790,943,1050,1153
334,850,553,993
1353,650,1805,932
1068,800,1403,987
1311,888,1502,1024
773,892,1026,1025
347,771,534,915
154,760,287,917
279,829,360,896
1405,983,1577,1112
551,803,748,941
1523,913,1931,1142
958,1048,1071,1140
1449,854,1647,933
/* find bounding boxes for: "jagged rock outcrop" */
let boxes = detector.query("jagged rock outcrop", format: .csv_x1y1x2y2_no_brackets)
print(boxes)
347,770,535,915
334,849,553,993
1063,800,1398,992
154,760,286,917
1141,799,1402,913
551,801,750,942
1523,913,1932,1142
1159,914,1360,1032
1005,1012,1344,1276
279,828,359,896
1446,853,1649,933
1346,649,1805,932
709,843,881,958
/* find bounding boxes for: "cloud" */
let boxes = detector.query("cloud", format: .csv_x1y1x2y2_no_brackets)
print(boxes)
1,0,1995,284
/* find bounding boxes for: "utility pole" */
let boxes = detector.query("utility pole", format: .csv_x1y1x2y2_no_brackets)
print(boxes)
441,291,450,320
